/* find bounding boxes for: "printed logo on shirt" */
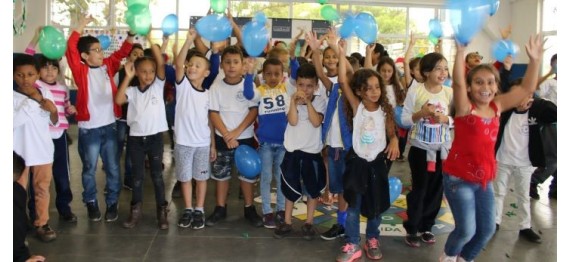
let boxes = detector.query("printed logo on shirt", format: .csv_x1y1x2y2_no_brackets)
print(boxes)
236,91,246,102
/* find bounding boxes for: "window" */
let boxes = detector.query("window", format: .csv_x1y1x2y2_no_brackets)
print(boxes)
230,1,290,19
51,0,110,27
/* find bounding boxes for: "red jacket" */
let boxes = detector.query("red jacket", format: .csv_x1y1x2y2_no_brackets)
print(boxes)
65,31,133,121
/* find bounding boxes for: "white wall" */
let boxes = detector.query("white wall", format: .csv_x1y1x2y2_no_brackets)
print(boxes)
13,0,48,53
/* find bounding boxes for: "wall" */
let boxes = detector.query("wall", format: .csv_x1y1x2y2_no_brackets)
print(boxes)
13,0,48,52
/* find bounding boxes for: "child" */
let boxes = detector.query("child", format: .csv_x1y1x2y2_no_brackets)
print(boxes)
23,28,79,223
401,52,453,247
207,45,263,227
439,35,543,262
336,45,399,261
174,29,220,229
13,54,59,242
403,33,424,93
494,88,556,244
65,15,134,222
273,63,328,240
115,41,169,230
115,43,144,190
244,57,294,228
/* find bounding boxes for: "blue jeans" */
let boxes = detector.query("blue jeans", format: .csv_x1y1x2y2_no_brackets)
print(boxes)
443,174,495,261
78,123,121,205
344,193,382,245
116,120,132,187
327,147,348,194
259,142,286,215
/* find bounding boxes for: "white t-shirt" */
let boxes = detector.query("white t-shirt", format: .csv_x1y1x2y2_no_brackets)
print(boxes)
209,78,257,139
125,78,168,136
497,111,532,166
79,66,116,129
174,76,211,147
352,103,387,162
317,75,338,106
13,88,56,166
283,94,327,154
538,78,557,105
385,84,397,108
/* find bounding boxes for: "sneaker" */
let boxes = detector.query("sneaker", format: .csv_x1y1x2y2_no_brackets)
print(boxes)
301,223,317,240
439,253,457,262
263,213,276,229
405,234,421,247
244,205,263,227
206,205,227,226
365,237,383,260
86,201,102,222
519,228,542,243
177,209,193,228
321,223,345,240
529,183,540,200
273,223,293,239
336,243,362,262
275,210,285,226
36,224,57,242
59,212,78,223
105,203,119,222
421,231,436,244
191,210,205,230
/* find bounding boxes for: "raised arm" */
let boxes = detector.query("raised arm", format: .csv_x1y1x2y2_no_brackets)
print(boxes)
289,28,305,58
150,39,165,80
65,15,95,71
115,62,134,105
228,10,244,47
451,41,472,116
364,43,375,69
306,31,333,91
338,45,359,113
176,29,196,82
25,26,43,55
495,34,545,112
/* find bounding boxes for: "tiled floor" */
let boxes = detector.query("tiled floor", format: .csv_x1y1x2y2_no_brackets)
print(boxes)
26,125,557,261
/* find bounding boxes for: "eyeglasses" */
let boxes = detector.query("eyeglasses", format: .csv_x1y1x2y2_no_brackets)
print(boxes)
89,48,103,53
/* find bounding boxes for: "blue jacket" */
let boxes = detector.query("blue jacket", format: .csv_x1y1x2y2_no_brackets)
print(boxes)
322,83,352,149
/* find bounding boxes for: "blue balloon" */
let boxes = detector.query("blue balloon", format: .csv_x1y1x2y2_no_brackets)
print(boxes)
492,39,519,62
195,14,232,42
394,105,412,129
388,176,402,205
489,0,500,16
338,13,356,39
447,0,490,45
161,14,179,36
242,21,269,57
97,35,111,50
235,145,261,179
354,12,378,44
253,12,267,25
429,19,443,39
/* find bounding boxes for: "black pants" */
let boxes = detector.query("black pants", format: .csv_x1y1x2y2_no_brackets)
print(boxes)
403,146,444,234
129,133,166,206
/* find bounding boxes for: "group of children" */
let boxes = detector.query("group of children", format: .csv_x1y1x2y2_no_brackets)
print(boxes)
14,10,555,262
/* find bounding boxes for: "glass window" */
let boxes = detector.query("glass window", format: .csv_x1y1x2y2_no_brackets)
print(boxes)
352,6,407,35
292,2,326,20
542,0,557,32
542,35,557,74
178,0,211,29
51,0,110,27
408,7,436,36
230,1,291,19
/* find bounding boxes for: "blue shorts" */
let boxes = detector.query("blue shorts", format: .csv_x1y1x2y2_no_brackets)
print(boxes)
211,135,257,183
327,146,349,194
280,150,326,202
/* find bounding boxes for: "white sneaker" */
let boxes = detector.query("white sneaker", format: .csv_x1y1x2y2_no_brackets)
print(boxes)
439,253,457,262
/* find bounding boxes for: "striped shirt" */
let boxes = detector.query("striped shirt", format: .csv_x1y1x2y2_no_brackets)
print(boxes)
35,80,70,139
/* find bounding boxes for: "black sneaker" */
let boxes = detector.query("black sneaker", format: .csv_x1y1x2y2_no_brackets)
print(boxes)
105,203,119,222
274,223,293,239
420,231,436,244
301,223,317,240
519,228,542,243
191,210,205,230
177,209,193,228
244,205,263,227
529,183,540,200
321,223,345,240
59,212,78,223
405,234,421,247
86,201,102,222
275,210,285,226
206,205,227,226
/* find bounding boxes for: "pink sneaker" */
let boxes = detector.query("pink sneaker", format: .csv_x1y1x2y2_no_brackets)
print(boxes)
337,243,362,262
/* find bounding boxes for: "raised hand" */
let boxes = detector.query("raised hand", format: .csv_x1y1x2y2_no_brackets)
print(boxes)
525,34,545,61
124,62,135,78
305,31,321,51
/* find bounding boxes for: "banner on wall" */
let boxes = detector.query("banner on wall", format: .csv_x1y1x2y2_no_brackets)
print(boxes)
311,20,332,38
271,18,292,39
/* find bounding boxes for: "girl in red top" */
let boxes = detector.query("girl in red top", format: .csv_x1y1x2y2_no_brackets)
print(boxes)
439,35,544,262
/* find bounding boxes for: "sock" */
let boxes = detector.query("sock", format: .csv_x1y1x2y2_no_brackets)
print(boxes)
337,211,347,227
195,207,204,212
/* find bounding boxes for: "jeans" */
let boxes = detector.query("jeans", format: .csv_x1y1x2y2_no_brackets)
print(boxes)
259,142,286,215
78,123,121,206
344,193,382,245
327,147,348,194
443,174,495,261
129,133,166,205
117,120,132,187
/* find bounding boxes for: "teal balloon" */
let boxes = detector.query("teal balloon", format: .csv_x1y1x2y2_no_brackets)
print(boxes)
97,35,111,50
354,12,378,44
318,0,327,4
127,0,149,8
253,12,267,25
320,5,340,21
210,0,227,13
489,0,500,16
195,14,232,42
161,14,179,36
388,176,402,205
38,26,67,60
127,4,151,35
243,21,269,57
337,12,356,38
235,145,261,179
429,19,443,38
492,39,519,62
428,33,439,45
447,0,490,45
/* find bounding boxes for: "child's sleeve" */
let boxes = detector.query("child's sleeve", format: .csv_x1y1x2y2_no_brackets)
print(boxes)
247,82,259,108
64,31,83,76
203,53,220,90
104,39,134,76
313,94,327,115
243,74,260,102
289,57,300,81
13,95,37,129
209,85,220,112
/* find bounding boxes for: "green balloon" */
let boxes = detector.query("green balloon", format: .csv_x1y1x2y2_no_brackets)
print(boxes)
127,0,149,8
127,5,151,35
128,3,148,15
429,34,439,45
211,0,227,13
318,0,328,4
39,26,67,60
320,5,339,21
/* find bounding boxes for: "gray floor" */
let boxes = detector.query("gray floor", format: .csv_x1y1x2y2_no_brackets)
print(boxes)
26,125,557,261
